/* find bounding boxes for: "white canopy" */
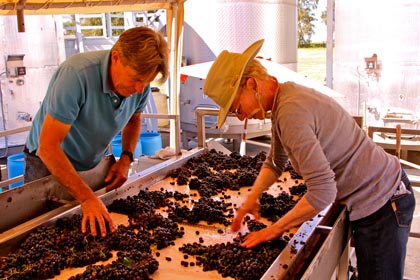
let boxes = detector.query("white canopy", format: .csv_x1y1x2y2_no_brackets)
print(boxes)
180,59,345,99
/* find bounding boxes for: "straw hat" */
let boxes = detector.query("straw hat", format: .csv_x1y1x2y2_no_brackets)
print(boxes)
203,39,264,128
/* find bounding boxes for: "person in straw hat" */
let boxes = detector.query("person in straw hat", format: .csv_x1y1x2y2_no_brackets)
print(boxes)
203,39,414,280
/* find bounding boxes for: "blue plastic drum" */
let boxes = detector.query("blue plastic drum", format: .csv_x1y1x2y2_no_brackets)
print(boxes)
7,152,25,189
111,135,142,158
140,132,162,156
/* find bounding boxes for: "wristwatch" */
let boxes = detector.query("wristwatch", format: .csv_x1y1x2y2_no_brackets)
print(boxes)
120,151,134,162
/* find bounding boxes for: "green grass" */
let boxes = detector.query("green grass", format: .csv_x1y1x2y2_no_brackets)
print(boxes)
297,48,327,84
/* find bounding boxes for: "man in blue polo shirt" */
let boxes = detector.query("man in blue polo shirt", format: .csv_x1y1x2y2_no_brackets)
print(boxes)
24,26,169,237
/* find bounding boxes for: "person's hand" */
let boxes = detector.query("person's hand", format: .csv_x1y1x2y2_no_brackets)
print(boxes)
80,197,116,237
231,197,261,232
241,226,284,248
104,158,131,191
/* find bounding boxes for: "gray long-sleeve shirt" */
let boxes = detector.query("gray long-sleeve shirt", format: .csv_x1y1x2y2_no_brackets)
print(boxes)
263,82,401,221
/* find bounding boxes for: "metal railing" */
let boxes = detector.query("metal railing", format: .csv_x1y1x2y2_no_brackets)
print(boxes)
0,114,181,190
0,125,31,189
195,107,271,150
140,113,181,155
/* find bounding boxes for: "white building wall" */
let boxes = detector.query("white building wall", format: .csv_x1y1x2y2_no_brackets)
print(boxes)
0,15,65,149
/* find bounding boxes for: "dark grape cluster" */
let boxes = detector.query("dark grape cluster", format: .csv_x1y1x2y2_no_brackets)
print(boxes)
106,225,152,253
168,197,234,226
68,250,158,280
168,149,266,190
108,189,173,215
173,190,189,201
244,216,268,232
188,171,239,197
179,233,286,280
0,250,62,279
191,162,212,178
235,168,259,188
0,215,159,280
259,192,297,222
109,173,237,228
289,183,307,197
128,212,185,249
167,167,191,185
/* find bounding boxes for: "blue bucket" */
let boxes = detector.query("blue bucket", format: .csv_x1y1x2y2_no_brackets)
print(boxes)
7,152,25,189
140,132,162,156
111,135,142,158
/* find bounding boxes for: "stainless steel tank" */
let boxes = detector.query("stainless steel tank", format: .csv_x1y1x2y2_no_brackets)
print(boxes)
183,0,298,67
180,0,298,149
333,0,420,126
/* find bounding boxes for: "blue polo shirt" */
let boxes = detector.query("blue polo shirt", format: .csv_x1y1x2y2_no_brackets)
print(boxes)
26,50,149,171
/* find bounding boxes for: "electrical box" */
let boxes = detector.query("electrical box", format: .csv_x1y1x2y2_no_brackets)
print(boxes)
5,54,26,77
364,53,381,81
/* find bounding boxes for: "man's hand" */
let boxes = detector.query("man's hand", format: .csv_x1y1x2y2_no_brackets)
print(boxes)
104,157,131,191
80,197,116,237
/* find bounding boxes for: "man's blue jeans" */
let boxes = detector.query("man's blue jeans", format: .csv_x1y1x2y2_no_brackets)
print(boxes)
351,168,415,280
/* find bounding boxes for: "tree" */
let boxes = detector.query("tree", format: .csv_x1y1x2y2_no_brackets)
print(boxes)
298,0,319,47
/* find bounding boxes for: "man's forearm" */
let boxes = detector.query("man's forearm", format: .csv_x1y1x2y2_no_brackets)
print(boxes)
38,146,96,203
122,112,142,153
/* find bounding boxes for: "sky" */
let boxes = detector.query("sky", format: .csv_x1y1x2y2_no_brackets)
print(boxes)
312,0,327,42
